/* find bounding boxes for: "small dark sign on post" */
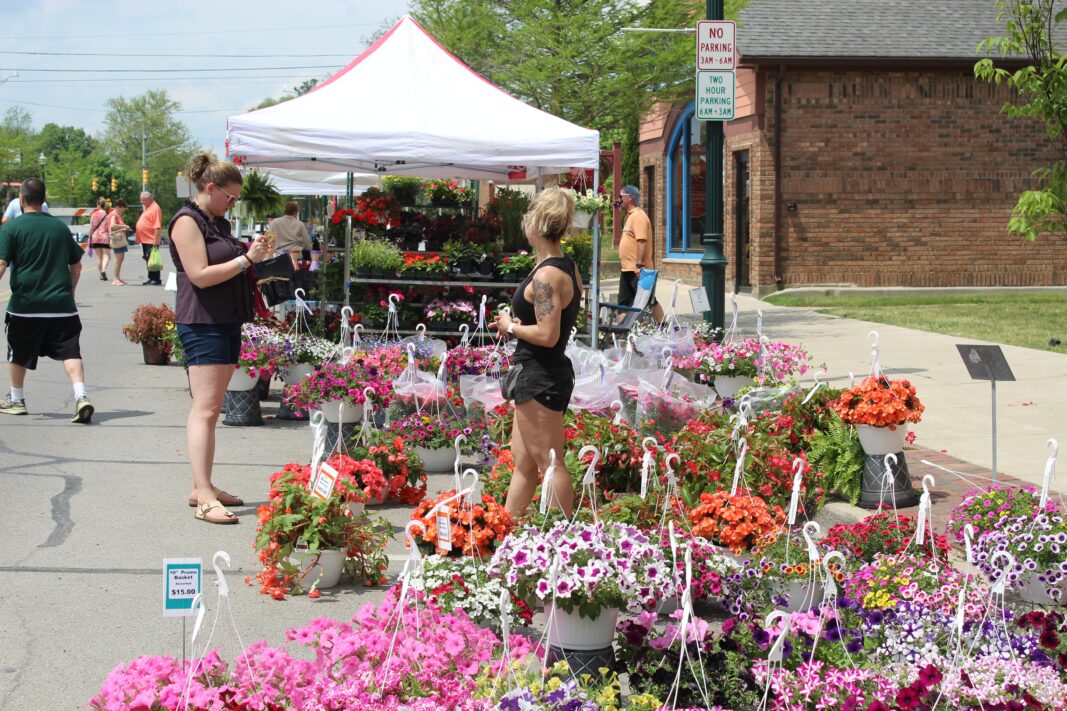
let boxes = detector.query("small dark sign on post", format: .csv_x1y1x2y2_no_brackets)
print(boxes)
955,344,1015,482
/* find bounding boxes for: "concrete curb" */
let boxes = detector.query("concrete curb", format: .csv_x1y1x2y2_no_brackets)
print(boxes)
768,285,1067,299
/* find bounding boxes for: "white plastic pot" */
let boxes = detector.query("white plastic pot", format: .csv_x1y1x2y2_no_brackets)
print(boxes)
227,368,260,392
856,424,908,456
572,211,594,229
317,399,364,423
414,445,456,473
290,548,345,589
547,604,618,650
1018,574,1059,605
281,363,315,386
714,375,755,400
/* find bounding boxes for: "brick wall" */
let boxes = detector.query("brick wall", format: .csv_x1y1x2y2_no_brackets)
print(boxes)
770,69,1067,289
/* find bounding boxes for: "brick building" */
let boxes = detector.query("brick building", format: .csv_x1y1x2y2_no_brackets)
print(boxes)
638,0,1067,296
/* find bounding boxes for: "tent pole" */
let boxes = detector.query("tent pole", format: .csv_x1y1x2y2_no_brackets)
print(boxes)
344,215,352,308
591,167,600,347
536,167,542,192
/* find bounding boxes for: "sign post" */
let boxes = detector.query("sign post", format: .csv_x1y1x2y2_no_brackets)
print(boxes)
164,557,202,663
955,344,1015,482
696,10,733,330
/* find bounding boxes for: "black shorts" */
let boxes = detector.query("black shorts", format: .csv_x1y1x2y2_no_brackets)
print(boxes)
5,314,82,370
177,323,242,365
619,271,658,308
500,359,575,412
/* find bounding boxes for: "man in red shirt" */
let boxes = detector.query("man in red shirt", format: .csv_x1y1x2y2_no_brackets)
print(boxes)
136,191,163,285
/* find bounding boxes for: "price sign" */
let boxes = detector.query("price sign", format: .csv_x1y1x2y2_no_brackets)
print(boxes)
689,286,712,314
436,505,453,553
310,462,339,501
164,558,202,617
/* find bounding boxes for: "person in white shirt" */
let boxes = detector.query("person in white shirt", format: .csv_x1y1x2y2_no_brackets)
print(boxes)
3,194,49,223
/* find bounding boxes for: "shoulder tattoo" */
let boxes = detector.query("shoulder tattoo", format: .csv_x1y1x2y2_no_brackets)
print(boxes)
532,279,555,321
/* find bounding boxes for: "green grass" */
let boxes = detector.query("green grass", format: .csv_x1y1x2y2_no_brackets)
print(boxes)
764,292,1067,353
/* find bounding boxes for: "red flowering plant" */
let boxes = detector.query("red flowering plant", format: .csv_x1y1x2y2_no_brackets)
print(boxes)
400,252,449,277
831,375,924,429
822,512,949,568
562,411,645,494
687,490,784,554
251,460,391,599
410,491,514,558
284,346,408,414
349,431,427,505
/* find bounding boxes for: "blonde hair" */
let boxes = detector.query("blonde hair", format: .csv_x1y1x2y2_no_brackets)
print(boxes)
521,186,574,242
187,151,243,192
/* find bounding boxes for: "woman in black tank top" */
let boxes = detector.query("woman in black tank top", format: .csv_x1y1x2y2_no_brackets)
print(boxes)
492,187,582,520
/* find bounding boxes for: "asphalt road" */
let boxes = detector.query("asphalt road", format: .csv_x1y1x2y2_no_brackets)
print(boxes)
0,252,427,710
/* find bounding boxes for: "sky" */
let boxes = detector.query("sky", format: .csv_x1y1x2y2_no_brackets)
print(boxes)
0,0,411,152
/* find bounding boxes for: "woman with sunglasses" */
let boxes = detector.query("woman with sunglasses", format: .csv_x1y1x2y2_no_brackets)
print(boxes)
169,152,270,525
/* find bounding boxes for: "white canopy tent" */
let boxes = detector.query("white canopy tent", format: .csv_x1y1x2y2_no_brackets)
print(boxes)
257,169,376,197
226,15,603,340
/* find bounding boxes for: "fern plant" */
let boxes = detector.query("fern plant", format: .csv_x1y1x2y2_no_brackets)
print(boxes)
238,169,283,222
807,414,865,505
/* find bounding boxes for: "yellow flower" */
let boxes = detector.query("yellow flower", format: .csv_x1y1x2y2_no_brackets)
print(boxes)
547,677,562,692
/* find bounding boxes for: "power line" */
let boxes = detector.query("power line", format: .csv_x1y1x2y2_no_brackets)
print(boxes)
0,20,384,40
0,65,341,73
0,50,358,58
0,97,243,114
6,75,318,84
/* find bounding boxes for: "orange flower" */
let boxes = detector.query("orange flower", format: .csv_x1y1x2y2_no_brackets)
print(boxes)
830,376,924,428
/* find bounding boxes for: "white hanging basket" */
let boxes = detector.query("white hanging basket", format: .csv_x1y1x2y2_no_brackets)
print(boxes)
572,211,594,229
547,603,618,650
289,548,345,589
281,363,315,386
227,368,260,392
1018,573,1060,605
856,424,908,456
414,445,456,473
714,375,755,400
317,399,365,423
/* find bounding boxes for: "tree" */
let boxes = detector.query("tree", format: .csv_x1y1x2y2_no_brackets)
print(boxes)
102,90,196,216
252,76,325,111
976,0,1067,240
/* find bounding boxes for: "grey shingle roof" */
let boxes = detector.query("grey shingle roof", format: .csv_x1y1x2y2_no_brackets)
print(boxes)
737,0,1037,61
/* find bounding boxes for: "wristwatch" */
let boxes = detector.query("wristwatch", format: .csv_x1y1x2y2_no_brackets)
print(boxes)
507,322,517,335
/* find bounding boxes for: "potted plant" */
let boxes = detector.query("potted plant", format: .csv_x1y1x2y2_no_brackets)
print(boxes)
489,520,673,654
388,412,478,471
252,461,390,598
823,512,949,569
973,509,1067,604
400,252,448,281
121,303,175,365
410,490,513,558
947,483,1058,541
425,178,473,207
487,186,531,252
830,375,924,455
444,238,480,275
566,188,609,229
413,555,533,629
687,490,784,555
496,250,535,283
284,359,395,422
352,237,403,279
349,431,427,505
382,175,424,206
279,333,336,385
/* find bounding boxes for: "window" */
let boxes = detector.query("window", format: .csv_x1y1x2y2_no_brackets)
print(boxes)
665,102,705,257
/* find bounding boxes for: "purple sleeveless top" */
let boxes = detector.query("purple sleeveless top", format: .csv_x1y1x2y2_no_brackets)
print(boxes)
168,200,253,325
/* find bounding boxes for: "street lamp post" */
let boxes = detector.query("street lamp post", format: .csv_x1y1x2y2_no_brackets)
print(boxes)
699,0,727,331
38,152,46,193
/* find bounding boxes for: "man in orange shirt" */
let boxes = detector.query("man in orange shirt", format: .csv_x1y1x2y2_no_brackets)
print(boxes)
616,185,662,320
136,191,163,285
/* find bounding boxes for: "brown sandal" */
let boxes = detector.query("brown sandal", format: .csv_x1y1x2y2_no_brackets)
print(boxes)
188,490,244,508
194,501,238,525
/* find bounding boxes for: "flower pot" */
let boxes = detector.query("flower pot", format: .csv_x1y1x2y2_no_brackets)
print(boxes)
414,445,456,473
456,257,476,275
290,548,345,589
656,594,681,616
140,340,169,365
771,578,825,613
856,424,908,456
227,368,259,392
572,211,593,229
547,604,618,651
858,452,918,509
714,375,755,400
355,269,371,279
281,363,315,386
222,389,263,426
477,260,495,277
1018,573,1059,605
318,399,364,423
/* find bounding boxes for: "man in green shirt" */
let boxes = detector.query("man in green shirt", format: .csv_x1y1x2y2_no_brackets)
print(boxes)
0,177,94,422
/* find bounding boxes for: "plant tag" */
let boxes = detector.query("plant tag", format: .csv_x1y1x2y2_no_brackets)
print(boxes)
436,506,452,552
480,253,487,262
310,462,339,500
689,286,711,313
418,241,427,252
163,557,202,617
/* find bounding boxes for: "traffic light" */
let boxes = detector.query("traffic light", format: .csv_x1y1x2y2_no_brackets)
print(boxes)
110,177,118,192
91,178,98,192
142,169,148,186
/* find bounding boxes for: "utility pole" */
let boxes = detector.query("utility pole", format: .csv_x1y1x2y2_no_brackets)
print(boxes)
699,0,727,331
141,126,148,193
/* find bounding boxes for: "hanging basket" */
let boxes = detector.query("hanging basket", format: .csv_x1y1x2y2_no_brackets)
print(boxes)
413,445,456,473
714,375,755,400
770,577,825,613
546,604,618,651
281,363,315,386
227,369,259,392
1018,573,1061,605
317,399,365,423
572,211,594,229
289,548,345,589
855,424,908,456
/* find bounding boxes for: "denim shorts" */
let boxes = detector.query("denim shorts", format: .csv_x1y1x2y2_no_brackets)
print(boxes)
112,245,129,254
177,323,242,365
